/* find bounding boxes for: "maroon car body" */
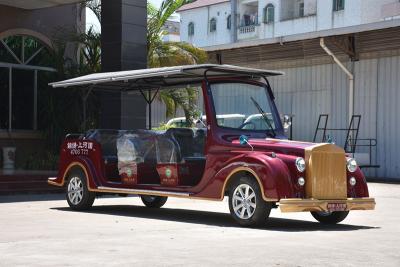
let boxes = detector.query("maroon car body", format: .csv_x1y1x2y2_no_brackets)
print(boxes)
48,64,375,226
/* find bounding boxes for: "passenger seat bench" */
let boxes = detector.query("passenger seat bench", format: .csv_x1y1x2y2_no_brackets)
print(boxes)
163,128,206,186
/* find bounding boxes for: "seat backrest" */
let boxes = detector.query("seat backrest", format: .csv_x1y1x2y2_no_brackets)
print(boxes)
192,129,206,157
165,128,195,159
156,136,178,163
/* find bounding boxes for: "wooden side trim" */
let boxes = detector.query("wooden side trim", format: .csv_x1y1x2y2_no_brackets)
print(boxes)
92,186,222,201
96,186,190,197
52,162,222,201
221,167,278,202
51,163,279,202
47,178,63,187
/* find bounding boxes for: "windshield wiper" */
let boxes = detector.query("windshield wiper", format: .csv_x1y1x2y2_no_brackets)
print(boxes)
250,97,276,137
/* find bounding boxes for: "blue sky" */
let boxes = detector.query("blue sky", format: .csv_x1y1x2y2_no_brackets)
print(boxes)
86,0,166,32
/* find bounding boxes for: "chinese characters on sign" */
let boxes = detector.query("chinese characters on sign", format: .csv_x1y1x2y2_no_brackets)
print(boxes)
67,141,94,155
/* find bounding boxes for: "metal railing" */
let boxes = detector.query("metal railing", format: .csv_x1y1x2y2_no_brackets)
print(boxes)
239,25,256,34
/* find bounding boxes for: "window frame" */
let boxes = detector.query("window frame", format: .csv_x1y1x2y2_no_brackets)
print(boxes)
188,22,195,37
208,80,284,134
299,2,305,17
227,14,231,30
0,35,55,131
333,0,345,11
209,17,217,32
263,4,275,24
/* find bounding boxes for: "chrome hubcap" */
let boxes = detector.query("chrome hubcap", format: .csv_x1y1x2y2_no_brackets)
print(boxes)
232,184,257,219
68,177,83,205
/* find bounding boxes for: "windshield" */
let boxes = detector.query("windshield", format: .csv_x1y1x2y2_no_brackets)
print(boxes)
210,82,280,133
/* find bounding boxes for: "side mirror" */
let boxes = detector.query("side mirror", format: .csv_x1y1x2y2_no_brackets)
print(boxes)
282,115,292,131
239,135,254,151
239,135,249,145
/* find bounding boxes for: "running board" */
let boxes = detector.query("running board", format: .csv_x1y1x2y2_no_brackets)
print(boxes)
96,186,191,197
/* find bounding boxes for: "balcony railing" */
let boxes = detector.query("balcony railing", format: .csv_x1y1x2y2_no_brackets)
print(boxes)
239,25,256,34
237,24,259,39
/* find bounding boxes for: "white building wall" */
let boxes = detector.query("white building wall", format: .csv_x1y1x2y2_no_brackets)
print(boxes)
268,54,400,179
332,0,362,28
150,52,400,180
316,0,333,30
360,0,395,24
180,2,231,47
179,0,398,48
271,15,317,37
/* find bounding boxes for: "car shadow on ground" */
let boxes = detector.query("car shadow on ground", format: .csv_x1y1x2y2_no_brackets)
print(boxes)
0,193,65,203
52,205,378,232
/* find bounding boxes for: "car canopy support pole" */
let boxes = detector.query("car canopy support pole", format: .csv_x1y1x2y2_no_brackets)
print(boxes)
320,38,354,126
139,88,160,129
82,85,94,131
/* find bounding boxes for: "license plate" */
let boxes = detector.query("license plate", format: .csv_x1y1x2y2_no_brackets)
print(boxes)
327,203,347,212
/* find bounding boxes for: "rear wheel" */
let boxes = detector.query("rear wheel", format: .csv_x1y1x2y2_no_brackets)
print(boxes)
228,176,272,227
140,195,168,208
311,211,349,224
66,170,95,210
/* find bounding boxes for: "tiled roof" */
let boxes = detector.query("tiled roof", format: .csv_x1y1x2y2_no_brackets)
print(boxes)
177,0,230,12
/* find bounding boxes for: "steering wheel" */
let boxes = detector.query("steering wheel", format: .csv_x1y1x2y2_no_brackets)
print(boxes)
238,121,256,130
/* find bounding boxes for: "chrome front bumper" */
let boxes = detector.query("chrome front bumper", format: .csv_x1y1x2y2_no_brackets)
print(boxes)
279,197,376,212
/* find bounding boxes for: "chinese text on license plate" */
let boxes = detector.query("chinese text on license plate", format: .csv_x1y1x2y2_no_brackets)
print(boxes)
327,203,347,212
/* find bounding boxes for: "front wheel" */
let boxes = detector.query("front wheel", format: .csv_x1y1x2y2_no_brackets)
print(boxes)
66,170,95,210
311,211,349,224
140,195,168,208
228,176,272,227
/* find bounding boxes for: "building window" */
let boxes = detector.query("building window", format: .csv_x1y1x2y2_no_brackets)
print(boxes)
333,0,345,11
210,18,217,32
263,4,275,23
188,22,194,36
227,14,231,29
299,2,305,17
0,35,55,131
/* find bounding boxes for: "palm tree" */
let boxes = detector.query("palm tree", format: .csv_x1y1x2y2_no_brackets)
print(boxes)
84,0,208,127
147,0,208,127
83,0,101,23
147,0,207,67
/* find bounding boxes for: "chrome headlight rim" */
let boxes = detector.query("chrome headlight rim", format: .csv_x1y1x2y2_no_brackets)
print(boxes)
347,158,357,173
349,177,357,186
298,177,305,186
295,157,306,172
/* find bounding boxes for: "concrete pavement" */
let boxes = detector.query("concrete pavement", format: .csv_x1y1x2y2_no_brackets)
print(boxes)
0,183,399,267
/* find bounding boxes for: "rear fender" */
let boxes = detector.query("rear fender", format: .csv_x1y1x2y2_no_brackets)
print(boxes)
54,158,100,190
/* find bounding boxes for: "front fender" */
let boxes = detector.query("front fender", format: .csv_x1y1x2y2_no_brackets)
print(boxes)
348,167,370,198
196,152,294,201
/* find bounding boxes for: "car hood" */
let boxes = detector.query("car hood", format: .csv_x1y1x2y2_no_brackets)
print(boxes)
235,138,316,157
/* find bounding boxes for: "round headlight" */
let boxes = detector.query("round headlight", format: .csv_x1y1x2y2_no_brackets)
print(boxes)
298,177,305,186
295,157,306,172
349,177,357,186
347,158,357,173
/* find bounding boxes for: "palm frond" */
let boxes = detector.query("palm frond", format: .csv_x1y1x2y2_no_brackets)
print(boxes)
83,0,101,23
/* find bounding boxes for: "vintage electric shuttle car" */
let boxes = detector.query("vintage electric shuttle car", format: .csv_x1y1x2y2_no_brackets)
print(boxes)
48,64,375,226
